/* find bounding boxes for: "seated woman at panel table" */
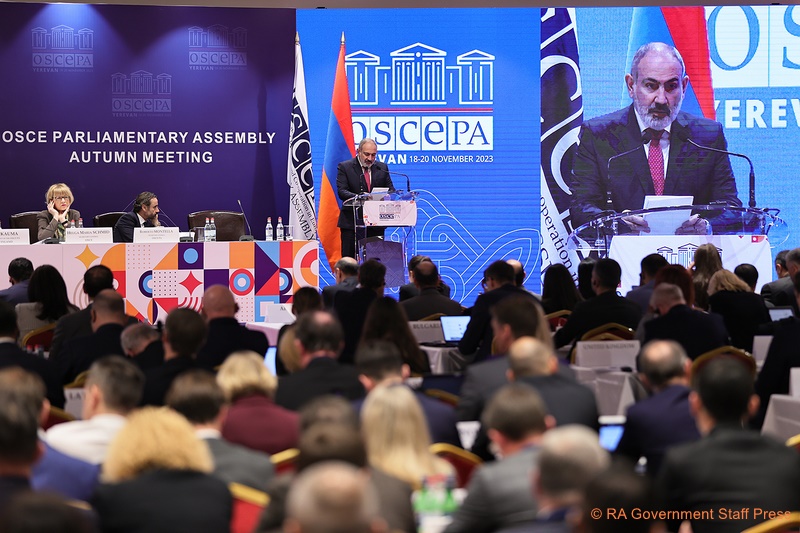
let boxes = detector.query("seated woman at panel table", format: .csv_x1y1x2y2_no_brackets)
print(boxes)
37,183,80,241
16,265,78,345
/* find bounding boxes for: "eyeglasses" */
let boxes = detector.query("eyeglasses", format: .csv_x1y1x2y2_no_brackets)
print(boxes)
53,196,70,201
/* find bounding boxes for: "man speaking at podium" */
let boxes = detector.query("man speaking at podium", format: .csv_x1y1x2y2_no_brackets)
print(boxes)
337,138,394,259
569,42,741,233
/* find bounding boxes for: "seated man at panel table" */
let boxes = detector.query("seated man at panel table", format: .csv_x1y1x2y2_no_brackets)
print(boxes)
321,257,359,309
0,257,33,307
400,261,463,321
615,340,700,476
657,358,800,533
113,191,160,243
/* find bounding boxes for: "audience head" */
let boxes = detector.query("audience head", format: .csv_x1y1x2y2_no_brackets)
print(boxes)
775,249,789,278
293,287,323,316
166,369,226,426
708,269,750,296
638,340,690,391
693,243,723,274
120,323,160,357
299,395,359,433
580,464,659,533
491,295,552,354
294,311,344,363
541,263,582,312
407,255,430,275
27,264,73,322
0,492,92,533
649,283,685,316
201,285,238,320
690,357,757,430
83,356,145,418
786,248,800,278
0,369,43,471
733,263,758,292
163,307,207,360
7,257,33,284
0,300,19,339
285,462,386,533
102,406,213,483
483,260,515,291
508,336,558,379
591,259,621,294
296,423,367,472
355,340,407,391
333,257,359,283
358,259,386,293
83,264,114,299
640,253,669,283
577,257,597,300
412,260,439,290
0,366,46,418
359,297,427,374
506,259,526,287
278,327,302,374
794,271,800,296
482,384,552,451
90,289,126,330
654,264,695,307
216,350,277,401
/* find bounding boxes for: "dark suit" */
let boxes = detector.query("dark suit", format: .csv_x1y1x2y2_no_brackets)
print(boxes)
336,157,395,258
643,304,729,360
37,208,80,241
59,323,126,384
658,424,800,533
203,436,275,492
333,287,377,365
570,106,740,228
50,305,138,363
196,317,269,370
553,290,642,349
615,384,700,476
222,394,300,455
400,287,463,321
140,356,197,406
760,276,797,312
399,281,452,302
753,317,800,429
93,469,232,533
321,275,358,308
0,341,64,408
132,339,164,371
113,211,154,243
0,279,29,306
625,279,655,314
707,290,771,352
274,356,365,411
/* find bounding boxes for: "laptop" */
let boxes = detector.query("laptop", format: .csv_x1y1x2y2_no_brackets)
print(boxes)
422,316,470,348
263,346,277,376
769,306,795,321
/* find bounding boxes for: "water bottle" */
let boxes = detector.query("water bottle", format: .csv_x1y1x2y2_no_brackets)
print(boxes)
276,217,284,241
77,218,84,228
207,217,217,242
203,217,210,242
265,217,274,241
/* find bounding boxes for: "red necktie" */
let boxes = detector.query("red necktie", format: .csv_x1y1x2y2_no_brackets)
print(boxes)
648,129,665,195
364,167,371,191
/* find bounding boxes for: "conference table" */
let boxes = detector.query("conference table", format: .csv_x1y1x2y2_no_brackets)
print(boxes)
0,240,319,323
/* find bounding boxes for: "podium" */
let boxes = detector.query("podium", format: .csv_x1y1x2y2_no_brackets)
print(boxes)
567,205,789,295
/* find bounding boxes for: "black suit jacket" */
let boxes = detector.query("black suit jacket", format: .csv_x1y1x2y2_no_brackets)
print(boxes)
113,211,154,243
753,317,800,429
141,356,197,406
553,290,642,349
321,276,358,308
400,287,463,321
760,276,797,312
274,357,364,411
0,342,64,408
50,307,137,363
399,281,452,302
333,287,378,365
196,317,269,370
133,339,164,371
643,304,729,360
707,290,771,352
570,105,740,227
336,157,394,229
59,323,126,384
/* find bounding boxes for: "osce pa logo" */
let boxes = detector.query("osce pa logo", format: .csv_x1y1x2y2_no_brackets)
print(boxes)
111,70,172,117
347,42,494,152
188,25,248,71
31,25,94,72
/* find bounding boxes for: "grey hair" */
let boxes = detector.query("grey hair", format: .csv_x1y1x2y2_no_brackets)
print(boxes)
630,42,686,80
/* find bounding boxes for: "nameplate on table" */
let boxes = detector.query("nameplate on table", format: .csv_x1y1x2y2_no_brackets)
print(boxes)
409,321,444,344
133,227,180,243
263,303,294,324
0,229,29,245
64,227,113,244
573,340,640,369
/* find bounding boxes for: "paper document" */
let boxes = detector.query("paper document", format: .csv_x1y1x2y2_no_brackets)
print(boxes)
642,195,693,234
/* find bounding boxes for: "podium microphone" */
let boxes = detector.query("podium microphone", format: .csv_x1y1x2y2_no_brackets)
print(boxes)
605,130,653,211
236,199,255,241
387,170,411,193
677,131,756,209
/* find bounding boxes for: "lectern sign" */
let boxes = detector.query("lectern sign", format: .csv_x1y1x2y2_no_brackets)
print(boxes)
362,201,417,227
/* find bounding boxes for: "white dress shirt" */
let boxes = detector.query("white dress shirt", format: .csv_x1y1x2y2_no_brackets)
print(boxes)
44,413,127,465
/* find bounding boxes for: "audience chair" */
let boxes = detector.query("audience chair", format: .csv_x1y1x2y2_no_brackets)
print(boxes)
187,211,246,241
64,370,90,389
93,212,126,228
9,211,40,244
229,482,269,533
419,312,446,322
691,345,757,379
545,310,571,331
741,512,800,533
270,448,299,475
580,323,635,342
430,443,482,488
42,406,76,430
20,323,56,351
786,434,800,453
424,389,459,407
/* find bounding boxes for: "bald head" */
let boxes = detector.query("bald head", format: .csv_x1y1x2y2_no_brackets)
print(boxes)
91,289,126,331
639,340,689,390
412,260,439,289
202,285,237,320
507,259,525,287
508,337,557,379
334,257,359,282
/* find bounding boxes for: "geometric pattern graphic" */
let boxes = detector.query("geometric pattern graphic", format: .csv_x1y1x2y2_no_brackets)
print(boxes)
0,241,319,325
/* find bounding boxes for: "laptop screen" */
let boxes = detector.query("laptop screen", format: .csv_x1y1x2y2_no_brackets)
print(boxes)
769,307,794,321
440,316,470,343
264,346,277,375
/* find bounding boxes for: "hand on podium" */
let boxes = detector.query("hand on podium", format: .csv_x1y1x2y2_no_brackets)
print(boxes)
676,215,710,235
622,213,650,233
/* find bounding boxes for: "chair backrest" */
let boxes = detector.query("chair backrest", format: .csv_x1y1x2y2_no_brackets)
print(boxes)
786,434,800,452
270,447,299,475
229,482,269,533
420,312,446,322
545,310,571,331
429,442,482,488
21,323,56,351
741,512,800,533
9,211,40,244
42,406,76,430
93,212,126,228
64,370,90,389
187,210,245,241
691,345,757,379
423,389,459,407
580,322,635,342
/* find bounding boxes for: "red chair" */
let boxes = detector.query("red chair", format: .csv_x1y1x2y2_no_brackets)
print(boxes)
545,310,571,331
691,346,756,379
270,448,299,476
229,482,269,533
430,443,482,488
21,323,56,352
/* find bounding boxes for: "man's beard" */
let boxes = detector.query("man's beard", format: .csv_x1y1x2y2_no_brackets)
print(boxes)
635,96,682,130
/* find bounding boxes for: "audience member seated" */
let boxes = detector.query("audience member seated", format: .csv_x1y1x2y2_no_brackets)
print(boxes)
540,263,582,315
360,297,429,375
633,264,696,341
354,340,459,446
445,384,553,533
576,257,596,301
275,286,323,376
0,257,33,306
120,323,163,371
761,248,796,309
643,283,729,360
400,261,463,321
733,262,759,292
691,243,723,311
657,358,800,533
553,258,642,350
93,407,231,532
37,183,80,241
507,259,539,297
615,340,700,476
399,255,452,301
0,301,64,408
283,462,388,533
217,351,299,455
140,307,206,406
275,311,365,411
707,269,770,352
0,491,93,532
321,257,359,308
459,260,539,363
361,384,452,489
15,265,78,344
334,259,386,365
625,253,669,314
577,464,660,533
46,356,144,465
196,285,268,371
59,290,129,384
166,369,275,491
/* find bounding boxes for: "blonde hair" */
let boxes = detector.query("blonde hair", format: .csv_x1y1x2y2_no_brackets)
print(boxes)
708,269,750,295
361,385,451,488
278,327,302,373
102,407,212,482
45,183,74,205
216,351,277,401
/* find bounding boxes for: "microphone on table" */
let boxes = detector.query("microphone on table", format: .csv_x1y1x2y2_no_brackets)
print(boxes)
605,130,653,212
237,199,255,241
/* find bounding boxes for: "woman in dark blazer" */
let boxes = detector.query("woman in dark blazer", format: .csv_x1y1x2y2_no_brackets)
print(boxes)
37,183,80,241
707,269,771,352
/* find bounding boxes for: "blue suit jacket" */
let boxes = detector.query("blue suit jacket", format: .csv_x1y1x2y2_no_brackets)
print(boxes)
0,280,29,306
32,442,100,501
570,105,740,227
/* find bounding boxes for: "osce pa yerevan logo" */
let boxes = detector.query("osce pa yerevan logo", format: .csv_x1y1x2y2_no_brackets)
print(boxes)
188,25,248,71
111,70,172,117
31,25,94,72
